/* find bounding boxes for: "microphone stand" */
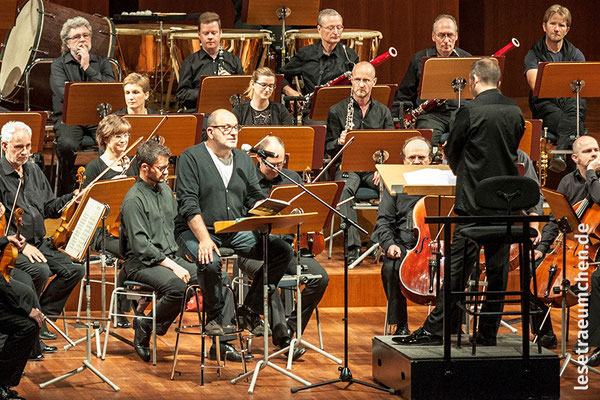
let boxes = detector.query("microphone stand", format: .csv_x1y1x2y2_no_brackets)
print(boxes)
257,155,393,394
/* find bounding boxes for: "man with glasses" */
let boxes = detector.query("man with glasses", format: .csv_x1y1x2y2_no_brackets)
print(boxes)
394,14,471,146
177,12,244,111
326,61,393,264
280,9,359,100
50,17,115,195
120,140,198,362
175,109,293,338
373,136,433,337
524,4,586,173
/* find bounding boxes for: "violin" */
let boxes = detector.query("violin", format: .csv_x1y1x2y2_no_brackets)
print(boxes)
51,167,85,248
534,198,600,307
399,197,448,305
1,208,23,282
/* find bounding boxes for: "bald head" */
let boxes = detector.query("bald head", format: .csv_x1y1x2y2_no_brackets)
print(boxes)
352,61,376,79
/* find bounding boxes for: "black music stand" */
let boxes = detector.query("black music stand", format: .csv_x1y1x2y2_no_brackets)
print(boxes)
218,213,315,393
419,57,503,106
242,0,319,65
539,188,600,376
63,82,125,125
533,62,600,138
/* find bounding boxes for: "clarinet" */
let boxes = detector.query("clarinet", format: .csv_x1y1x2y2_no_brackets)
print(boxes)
217,45,226,75
345,92,355,132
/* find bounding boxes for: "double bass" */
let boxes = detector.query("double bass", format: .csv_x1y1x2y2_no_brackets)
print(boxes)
534,197,600,307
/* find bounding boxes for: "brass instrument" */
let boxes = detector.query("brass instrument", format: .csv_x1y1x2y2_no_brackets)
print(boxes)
403,39,521,128
538,127,549,187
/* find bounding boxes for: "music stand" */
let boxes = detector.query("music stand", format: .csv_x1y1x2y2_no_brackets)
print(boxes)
196,74,283,114
309,85,397,121
520,119,543,162
340,130,422,172
217,213,316,393
419,57,502,105
63,82,125,125
0,111,46,153
123,114,203,155
376,164,456,196
533,62,600,137
242,0,319,65
238,125,322,171
539,188,600,377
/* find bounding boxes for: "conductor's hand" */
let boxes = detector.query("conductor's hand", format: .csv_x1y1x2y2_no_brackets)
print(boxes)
387,244,402,259
197,238,220,265
338,130,348,145
22,243,47,263
172,264,191,283
29,308,44,328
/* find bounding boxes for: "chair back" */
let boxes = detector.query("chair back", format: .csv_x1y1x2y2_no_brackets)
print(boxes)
474,176,540,214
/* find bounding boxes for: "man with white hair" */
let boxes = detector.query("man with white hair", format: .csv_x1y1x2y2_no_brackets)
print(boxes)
50,16,115,195
0,121,84,344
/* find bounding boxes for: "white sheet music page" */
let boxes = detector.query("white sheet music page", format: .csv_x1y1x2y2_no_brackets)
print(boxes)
403,168,457,186
64,198,105,260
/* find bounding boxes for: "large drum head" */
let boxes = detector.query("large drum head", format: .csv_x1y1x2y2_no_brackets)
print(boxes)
0,0,41,99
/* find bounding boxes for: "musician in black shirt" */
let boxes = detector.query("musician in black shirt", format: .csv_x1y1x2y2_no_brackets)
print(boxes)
177,12,244,111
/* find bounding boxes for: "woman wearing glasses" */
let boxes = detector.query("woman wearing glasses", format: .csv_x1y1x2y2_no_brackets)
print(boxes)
232,67,292,126
116,73,160,115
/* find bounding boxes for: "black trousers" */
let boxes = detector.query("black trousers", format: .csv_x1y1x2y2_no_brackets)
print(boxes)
334,170,378,250
381,250,409,326
0,280,40,387
238,254,329,342
423,223,510,339
530,97,586,150
15,239,85,318
128,257,198,335
415,109,453,146
54,122,97,195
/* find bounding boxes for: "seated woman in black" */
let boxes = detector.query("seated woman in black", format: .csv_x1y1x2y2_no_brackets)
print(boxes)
116,73,160,115
232,67,292,125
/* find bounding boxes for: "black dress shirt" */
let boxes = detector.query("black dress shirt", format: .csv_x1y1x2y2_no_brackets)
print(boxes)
176,49,244,110
0,158,72,245
325,97,394,156
120,179,178,274
536,168,600,254
446,88,524,216
175,143,265,237
372,190,422,252
280,42,359,95
256,166,301,195
115,107,160,115
394,46,471,112
50,52,115,123
233,101,293,126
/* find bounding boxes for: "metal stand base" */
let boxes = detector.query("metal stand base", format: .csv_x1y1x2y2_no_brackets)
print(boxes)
291,366,394,394
286,337,342,370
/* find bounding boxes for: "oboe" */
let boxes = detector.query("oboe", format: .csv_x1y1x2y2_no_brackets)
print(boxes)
345,93,355,132
217,45,226,75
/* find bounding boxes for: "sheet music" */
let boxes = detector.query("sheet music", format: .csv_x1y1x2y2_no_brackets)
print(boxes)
403,168,457,186
64,198,105,261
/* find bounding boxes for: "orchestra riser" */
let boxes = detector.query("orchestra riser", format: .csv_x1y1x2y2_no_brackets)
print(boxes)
372,335,560,400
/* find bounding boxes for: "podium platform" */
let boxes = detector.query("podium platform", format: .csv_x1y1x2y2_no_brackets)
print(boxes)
372,335,559,399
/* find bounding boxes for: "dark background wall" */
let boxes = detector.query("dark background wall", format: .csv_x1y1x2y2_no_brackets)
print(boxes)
1,0,598,98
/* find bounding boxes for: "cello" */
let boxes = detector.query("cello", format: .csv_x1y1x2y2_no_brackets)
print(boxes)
534,197,600,307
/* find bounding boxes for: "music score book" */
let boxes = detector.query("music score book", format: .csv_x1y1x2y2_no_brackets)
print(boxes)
63,198,105,261
249,198,291,216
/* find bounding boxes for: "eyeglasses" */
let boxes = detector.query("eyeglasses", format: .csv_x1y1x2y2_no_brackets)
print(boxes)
254,81,275,90
67,33,91,41
320,25,344,32
113,133,130,140
435,32,456,40
210,124,240,134
152,164,169,172
352,78,374,85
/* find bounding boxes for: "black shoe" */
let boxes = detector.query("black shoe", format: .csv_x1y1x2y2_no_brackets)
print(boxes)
28,354,44,362
237,306,271,336
587,347,600,367
0,385,25,400
279,337,306,361
538,333,557,349
348,247,361,265
133,318,151,362
469,333,496,346
204,319,225,336
548,155,566,173
41,341,58,353
116,315,131,329
209,342,253,362
392,323,410,336
272,323,291,347
392,327,442,345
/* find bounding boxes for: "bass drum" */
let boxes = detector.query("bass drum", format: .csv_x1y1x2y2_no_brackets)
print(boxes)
0,0,115,111
285,29,382,61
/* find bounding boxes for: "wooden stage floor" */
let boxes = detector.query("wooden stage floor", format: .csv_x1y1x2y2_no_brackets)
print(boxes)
18,304,600,399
